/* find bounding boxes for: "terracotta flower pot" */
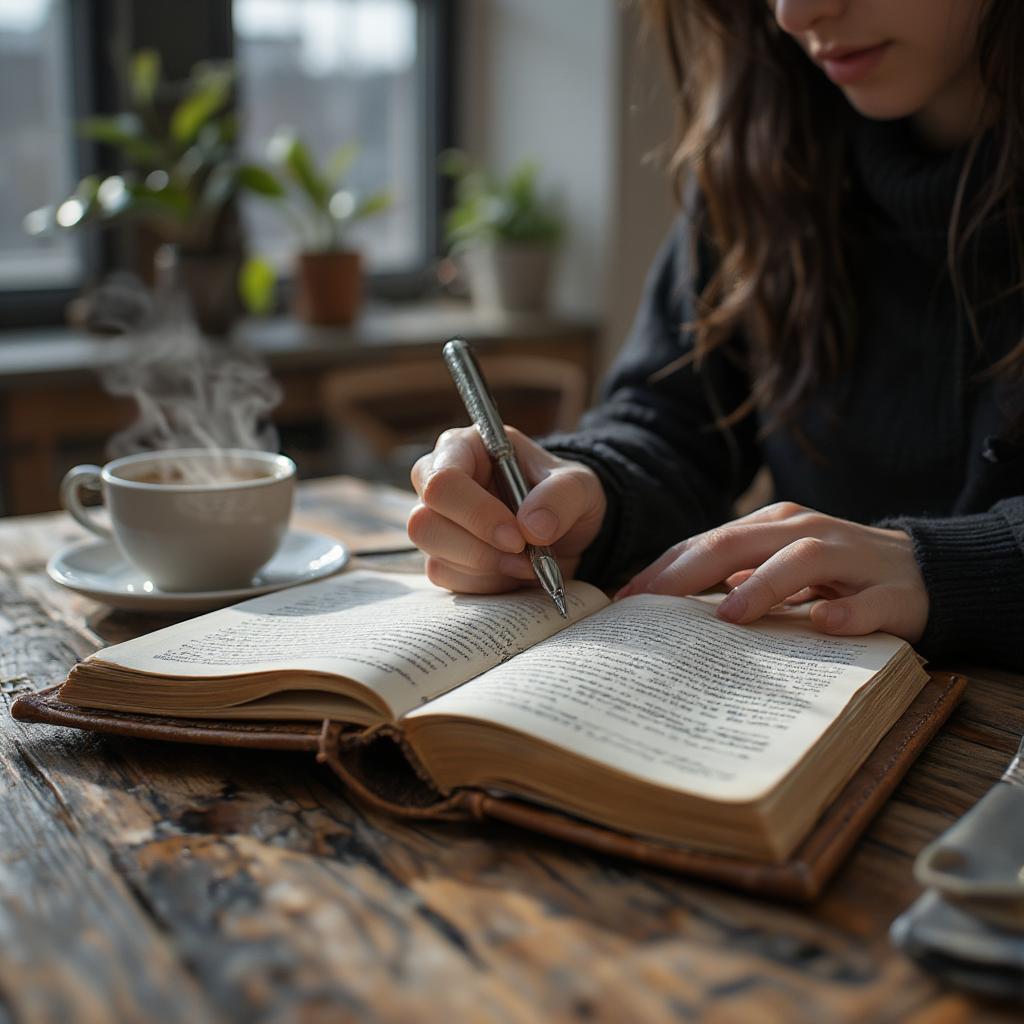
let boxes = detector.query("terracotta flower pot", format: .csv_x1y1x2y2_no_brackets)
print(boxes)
294,250,362,326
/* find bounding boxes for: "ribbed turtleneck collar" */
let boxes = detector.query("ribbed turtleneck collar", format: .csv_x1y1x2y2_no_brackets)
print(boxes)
848,112,1009,273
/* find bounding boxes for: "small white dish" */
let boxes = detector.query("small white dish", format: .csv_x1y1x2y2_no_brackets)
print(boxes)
47,529,349,613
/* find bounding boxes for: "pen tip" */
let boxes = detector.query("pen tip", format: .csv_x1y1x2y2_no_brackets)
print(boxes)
554,591,568,618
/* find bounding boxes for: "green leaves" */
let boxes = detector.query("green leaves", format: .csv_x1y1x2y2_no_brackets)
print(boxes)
126,178,191,219
130,49,160,107
507,161,539,209
198,162,237,219
326,141,360,187
24,42,393,285
31,50,283,253
441,150,563,248
267,130,389,251
269,131,330,210
236,164,285,198
170,65,233,146
438,149,471,179
238,257,277,316
78,113,161,164
78,112,144,145
353,190,392,220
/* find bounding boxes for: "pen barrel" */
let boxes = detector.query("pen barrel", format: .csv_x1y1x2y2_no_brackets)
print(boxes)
442,339,511,460
495,456,529,509
442,337,566,615
496,455,561,589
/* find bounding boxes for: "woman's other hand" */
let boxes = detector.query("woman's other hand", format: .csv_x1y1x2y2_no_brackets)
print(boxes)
617,502,929,642
409,426,607,594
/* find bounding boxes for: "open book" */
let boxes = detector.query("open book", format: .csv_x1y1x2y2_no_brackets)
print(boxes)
58,570,931,864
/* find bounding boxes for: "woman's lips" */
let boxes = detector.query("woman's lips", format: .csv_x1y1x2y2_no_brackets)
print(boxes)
818,43,890,85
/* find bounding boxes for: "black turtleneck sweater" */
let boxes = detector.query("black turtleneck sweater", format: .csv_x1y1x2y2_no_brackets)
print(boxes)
545,115,1024,670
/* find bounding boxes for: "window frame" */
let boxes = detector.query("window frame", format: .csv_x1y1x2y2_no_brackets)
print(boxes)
0,0,455,327
0,0,101,328
368,0,455,299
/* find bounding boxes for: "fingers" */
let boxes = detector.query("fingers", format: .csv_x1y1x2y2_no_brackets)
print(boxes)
725,573,835,606
421,470,526,552
724,569,755,590
411,427,488,490
424,556,534,595
409,425,608,597
615,503,928,642
715,537,844,623
809,585,926,642
411,426,577,553
411,428,524,553
619,521,816,600
615,542,686,598
516,460,606,547
408,505,534,579
412,424,606,565
733,500,809,524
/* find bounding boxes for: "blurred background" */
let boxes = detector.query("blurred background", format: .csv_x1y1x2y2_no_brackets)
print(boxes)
0,0,676,516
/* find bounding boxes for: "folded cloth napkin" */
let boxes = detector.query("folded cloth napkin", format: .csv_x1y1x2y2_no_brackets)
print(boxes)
890,889,1024,1002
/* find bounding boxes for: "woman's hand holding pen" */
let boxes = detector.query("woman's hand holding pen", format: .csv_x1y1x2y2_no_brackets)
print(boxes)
617,502,930,643
409,426,607,594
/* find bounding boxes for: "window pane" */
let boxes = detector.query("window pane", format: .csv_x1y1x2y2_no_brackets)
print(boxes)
234,0,423,273
0,0,82,289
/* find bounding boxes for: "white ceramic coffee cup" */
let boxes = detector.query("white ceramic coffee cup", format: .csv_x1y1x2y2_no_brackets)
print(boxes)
60,448,296,592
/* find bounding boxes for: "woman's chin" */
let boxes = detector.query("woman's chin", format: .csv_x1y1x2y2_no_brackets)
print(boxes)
839,88,920,123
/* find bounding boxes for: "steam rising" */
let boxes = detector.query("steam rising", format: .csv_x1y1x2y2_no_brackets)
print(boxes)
97,283,282,482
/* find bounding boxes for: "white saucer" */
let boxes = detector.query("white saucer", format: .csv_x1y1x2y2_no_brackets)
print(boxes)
47,529,350,613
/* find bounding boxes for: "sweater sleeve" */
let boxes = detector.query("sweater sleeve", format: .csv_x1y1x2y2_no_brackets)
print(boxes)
542,215,762,589
882,495,1024,669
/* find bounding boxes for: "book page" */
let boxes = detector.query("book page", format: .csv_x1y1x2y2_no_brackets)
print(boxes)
407,593,910,800
88,571,608,718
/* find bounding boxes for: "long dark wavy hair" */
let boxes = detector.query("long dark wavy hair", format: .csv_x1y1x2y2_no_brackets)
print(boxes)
644,0,1024,434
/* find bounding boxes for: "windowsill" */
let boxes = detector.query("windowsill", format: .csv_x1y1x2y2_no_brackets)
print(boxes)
0,299,601,390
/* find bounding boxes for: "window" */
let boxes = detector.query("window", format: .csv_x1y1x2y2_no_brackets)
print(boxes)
234,0,440,279
0,0,83,290
0,0,449,325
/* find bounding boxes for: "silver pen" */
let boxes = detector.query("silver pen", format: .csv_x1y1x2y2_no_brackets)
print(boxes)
442,338,568,618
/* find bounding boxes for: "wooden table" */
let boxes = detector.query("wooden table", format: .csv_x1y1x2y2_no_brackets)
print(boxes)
1,476,1021,1023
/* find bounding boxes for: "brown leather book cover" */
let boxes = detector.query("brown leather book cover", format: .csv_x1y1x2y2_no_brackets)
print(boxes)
11,670,965,901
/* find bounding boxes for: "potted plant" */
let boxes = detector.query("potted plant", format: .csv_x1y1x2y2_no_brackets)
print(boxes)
441,150,564,314
244,130,390,326
24,50,284,335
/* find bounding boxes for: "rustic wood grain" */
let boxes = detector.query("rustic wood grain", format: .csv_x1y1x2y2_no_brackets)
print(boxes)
0,572,215,1023
1,481,1022,1023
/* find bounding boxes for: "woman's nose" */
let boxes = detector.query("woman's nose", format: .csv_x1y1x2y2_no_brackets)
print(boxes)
772,0,847,36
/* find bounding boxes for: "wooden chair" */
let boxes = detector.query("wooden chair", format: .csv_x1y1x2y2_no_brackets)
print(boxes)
319,354,589,484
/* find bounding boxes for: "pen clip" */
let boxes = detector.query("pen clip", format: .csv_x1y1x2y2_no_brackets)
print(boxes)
442,338,512,459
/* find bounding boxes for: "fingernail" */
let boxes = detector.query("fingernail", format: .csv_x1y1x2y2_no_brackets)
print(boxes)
493,524,524,553
525,508,558,542
824,605,848,629
717,591,747,622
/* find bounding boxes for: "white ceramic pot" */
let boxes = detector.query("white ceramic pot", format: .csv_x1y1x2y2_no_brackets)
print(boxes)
461,241,556,313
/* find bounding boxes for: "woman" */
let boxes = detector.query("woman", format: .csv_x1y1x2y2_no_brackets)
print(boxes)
410,0,1024,669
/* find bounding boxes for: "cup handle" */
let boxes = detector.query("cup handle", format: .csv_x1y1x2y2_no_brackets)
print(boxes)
60,465,113,540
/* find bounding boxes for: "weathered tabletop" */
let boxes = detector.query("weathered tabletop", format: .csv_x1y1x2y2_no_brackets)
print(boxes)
1,476,1020,1023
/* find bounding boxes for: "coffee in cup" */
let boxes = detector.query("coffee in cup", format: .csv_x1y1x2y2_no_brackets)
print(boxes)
60,448,296,592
